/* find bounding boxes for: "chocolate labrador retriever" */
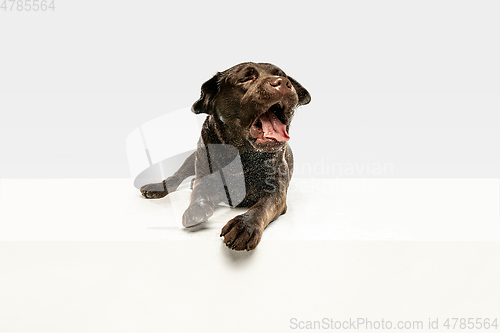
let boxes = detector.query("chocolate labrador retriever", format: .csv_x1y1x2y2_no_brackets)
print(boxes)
140,62,311,250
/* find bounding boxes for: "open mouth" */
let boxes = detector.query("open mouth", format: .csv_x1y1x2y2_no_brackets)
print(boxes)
249,102,290,144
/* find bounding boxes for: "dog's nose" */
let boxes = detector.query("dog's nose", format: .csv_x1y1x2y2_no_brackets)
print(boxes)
269,77,292,92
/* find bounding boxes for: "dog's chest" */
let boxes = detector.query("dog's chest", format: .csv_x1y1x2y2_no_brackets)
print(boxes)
240,151,287,186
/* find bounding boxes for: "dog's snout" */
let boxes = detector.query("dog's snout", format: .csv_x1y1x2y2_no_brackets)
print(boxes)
269,77,292,92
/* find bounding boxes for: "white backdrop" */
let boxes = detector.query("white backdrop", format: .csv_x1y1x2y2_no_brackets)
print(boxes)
1,3,499,332
1,0,499,178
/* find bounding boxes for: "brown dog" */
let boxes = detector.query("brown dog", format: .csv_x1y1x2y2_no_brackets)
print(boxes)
140,62,310,250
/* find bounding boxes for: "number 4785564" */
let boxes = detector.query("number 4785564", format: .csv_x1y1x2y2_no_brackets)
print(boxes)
1,0,55,11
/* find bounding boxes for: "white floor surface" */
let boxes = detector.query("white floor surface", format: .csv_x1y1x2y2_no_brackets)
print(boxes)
0,178,499,332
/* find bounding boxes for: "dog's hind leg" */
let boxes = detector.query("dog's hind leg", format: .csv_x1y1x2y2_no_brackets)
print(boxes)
140,151,196,199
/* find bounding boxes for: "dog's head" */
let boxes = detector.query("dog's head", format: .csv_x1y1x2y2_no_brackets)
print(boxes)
192,62,311,152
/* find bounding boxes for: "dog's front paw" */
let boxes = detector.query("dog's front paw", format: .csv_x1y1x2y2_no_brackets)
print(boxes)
182,201,214,228
140,182,168,199
220,215,263,251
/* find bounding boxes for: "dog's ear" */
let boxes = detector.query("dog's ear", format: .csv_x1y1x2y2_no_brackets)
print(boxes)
289,76,311,106
192,73,221,115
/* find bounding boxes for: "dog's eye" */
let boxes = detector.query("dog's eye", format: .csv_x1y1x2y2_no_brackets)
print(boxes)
237,75,256,84
272,70,285,77
237,68,258,84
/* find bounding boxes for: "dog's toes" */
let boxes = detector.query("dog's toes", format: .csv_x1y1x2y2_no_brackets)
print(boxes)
220,217,239,237
140,182,168,199
182,202,213,228
230,230,253,251
221,215,263,251
245,232,262,251
222,221,244,248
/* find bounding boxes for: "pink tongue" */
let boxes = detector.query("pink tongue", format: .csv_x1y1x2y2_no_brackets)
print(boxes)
260,111,290,142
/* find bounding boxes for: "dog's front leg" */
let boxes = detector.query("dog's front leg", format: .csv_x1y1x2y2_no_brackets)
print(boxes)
182,172,227,228
141,152,196,199
220,193,287,251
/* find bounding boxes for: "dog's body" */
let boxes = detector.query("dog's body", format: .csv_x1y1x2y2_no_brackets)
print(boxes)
141,62,310,250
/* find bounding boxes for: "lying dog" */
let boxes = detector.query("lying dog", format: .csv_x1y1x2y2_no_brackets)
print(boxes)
140,62,311,250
